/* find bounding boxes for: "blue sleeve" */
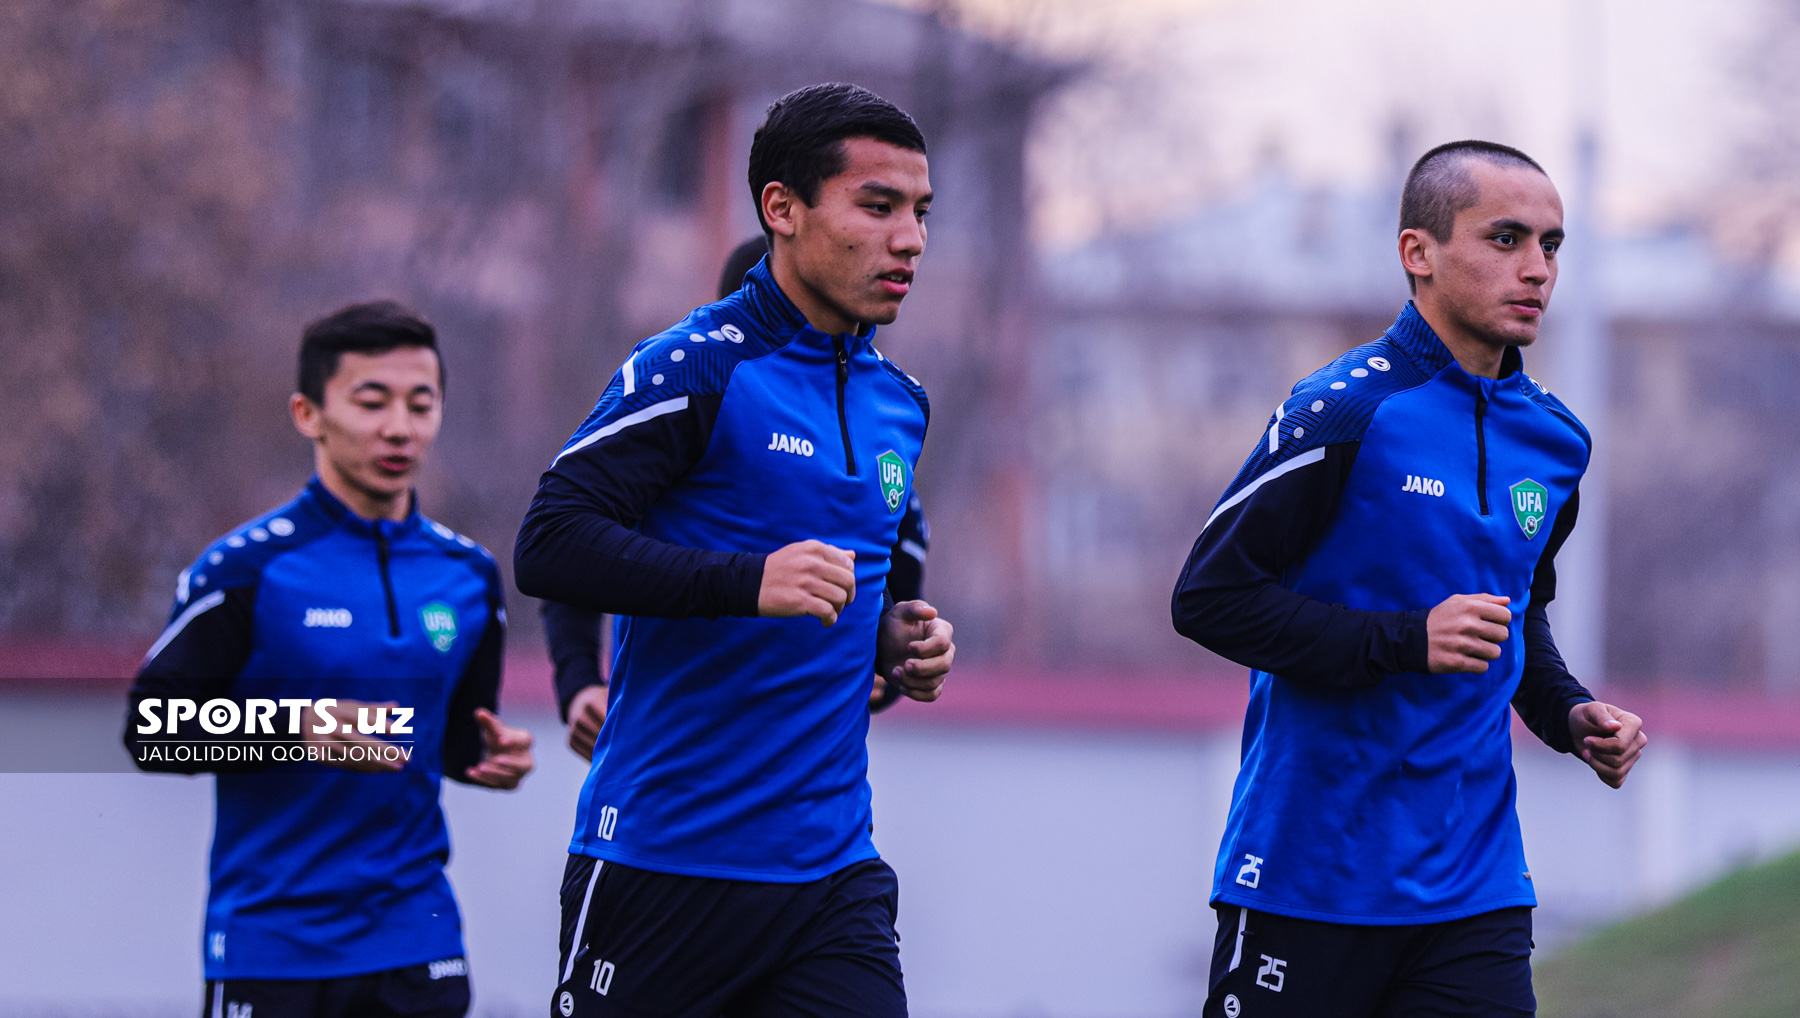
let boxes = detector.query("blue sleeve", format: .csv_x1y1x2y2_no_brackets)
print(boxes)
1512,489,1594,753
126,580,297,773
542,601,605,722
514,344,764,617
1171,442,1431,687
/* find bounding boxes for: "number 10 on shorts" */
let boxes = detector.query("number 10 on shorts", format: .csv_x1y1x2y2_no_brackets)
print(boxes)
590,959,615,995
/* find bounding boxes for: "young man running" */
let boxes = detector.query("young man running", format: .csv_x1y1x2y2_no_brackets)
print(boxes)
516,83,953,1017
542,236,931,757
1172,141,1648,1017
127,302,534,1018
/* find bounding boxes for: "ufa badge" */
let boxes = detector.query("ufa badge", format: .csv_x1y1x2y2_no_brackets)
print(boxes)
1509,479,1548,539
420,600,459,653
876,450,907,513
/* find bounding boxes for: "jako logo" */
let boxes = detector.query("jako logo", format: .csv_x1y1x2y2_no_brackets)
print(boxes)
1401,475,1445,497
303,608,353,628
428,957,468,980
767,433,814,457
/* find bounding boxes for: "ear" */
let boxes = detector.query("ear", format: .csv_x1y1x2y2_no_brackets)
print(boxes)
291,392,324,441
1398,228,1435,288
760,181,801,240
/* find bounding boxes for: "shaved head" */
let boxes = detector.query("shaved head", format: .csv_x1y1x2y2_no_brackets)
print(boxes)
1401,140,1546,242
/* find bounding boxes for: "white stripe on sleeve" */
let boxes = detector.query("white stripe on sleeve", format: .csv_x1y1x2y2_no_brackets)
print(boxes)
898,539,927,564
142,591,227,666
621,352,637,396
551,397,690,468
1201,446,1327,534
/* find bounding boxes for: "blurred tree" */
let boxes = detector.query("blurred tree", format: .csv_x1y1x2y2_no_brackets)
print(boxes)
1716,0,1800,305
0,0,299,637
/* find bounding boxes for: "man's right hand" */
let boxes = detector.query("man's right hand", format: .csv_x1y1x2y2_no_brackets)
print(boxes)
304,699,405,774
1427,593,1512,673
566,684,608,761
759,540,856,626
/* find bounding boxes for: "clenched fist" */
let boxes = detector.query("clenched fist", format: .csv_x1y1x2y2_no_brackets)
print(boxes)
1427,593,1512,674
760,540,857,626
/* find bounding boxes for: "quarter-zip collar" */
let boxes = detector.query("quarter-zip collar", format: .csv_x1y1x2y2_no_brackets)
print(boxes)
302,477,416,638
738,255,878,355
1386,303,1537,518
302,476,423,538
1385,301,1524,383
738,256,811,342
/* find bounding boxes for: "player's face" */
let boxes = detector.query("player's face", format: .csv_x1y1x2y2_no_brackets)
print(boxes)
781,137,931,330
295,347,443,510
1411,161,1564,349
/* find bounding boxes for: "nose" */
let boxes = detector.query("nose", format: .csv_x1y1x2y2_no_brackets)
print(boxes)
378,402,415,443
1522,242,1550,286
890,213,925,259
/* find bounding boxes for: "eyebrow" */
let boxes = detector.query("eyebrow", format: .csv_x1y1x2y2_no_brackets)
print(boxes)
857,181,933,204
1489,217,1561,239
349,382,437,399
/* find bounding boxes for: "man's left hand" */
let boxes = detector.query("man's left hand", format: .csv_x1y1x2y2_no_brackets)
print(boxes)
465,707,535,789
1568,701,1646,788
876,600,954,703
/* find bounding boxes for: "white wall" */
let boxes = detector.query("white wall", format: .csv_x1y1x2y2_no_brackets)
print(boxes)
3,700,1797,1017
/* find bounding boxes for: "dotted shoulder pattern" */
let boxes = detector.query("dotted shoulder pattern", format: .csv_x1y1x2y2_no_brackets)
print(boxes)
173,500,331,610
1215,336,1438,507
558,296,791,460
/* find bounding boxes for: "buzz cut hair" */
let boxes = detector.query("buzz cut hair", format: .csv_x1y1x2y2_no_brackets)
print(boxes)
1399,140,1547,291
747,83,926,238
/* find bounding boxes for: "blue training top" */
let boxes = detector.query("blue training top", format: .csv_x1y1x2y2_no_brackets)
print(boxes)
1174,303,1593,923
129,478,505,978
517,257,930,882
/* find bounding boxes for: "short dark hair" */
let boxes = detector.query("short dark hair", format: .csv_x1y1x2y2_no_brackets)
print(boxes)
1398,141,1547,292
297,301,441,405
747,83,926,237
1400,140,1545,242
718,236,770,300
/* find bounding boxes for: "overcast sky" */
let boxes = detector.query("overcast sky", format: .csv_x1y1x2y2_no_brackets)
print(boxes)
894,0,1771,252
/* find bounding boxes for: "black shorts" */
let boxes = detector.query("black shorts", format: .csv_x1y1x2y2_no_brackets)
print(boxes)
202,958,470,1018
1203,905,1534,1018
552,854,905,1018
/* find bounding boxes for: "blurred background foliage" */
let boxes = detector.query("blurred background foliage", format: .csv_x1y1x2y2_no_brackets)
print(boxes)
8,0,1800,686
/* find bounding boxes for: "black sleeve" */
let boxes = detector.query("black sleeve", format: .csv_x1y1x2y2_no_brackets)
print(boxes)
126,585,297,773
1511,489,1595,753
543,600,606,723
442,593,506,783
886,493,928,604
870,498,927,715
1171,442,1431,688
868,588,904,714
515,394,765,618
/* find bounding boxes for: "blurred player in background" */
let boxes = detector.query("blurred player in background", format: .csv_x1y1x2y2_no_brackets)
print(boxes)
542,236,931,756
516,83,952,1016
1173,141,1648,1017
126,302,534,1018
